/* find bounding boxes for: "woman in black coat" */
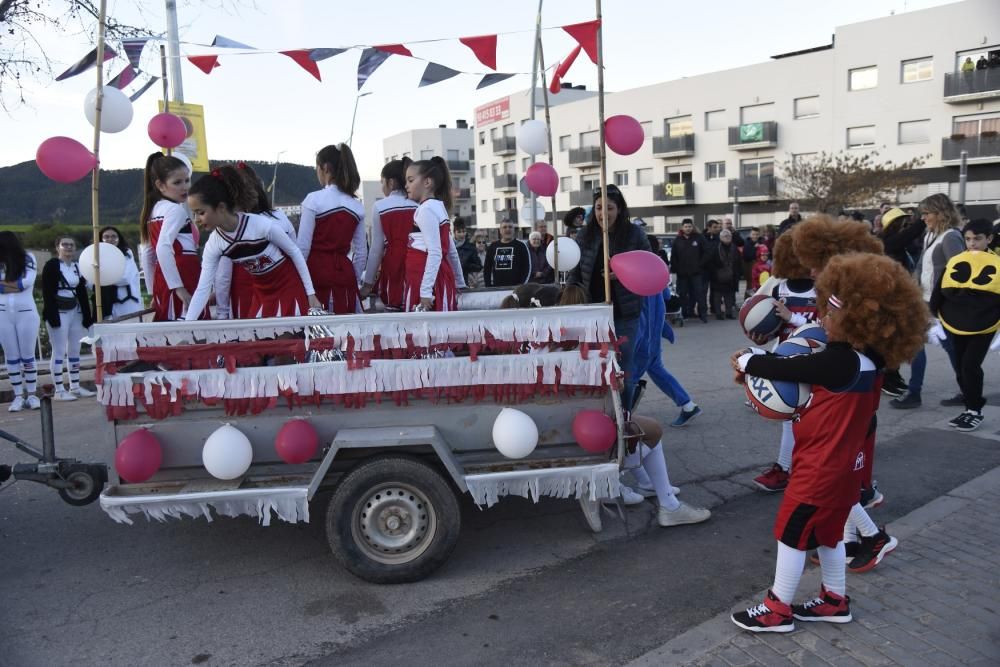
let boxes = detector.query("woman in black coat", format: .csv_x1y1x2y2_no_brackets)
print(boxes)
41,236,94,400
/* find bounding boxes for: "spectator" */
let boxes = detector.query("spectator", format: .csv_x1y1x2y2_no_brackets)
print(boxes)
741,227,766,298
762,225,777,250
751,245,772,293
563,207,586,234
708,229,742,319
533,221,554,246
484,219,530,287
465,236,487,288
702,219,721,315
527,231,554,284
723,218,745,248
452,217,482,286
777,202,803,236
851,210,874,233
671,219,708,323
961,56,975,73
976,54,988,70
649,235,670,267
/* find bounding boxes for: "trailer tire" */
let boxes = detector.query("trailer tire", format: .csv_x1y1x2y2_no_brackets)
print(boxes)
326,455,460,584
58,465,105,506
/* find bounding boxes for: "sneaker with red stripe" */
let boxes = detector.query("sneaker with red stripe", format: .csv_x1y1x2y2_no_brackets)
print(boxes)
753,463,789,492
848,527,897,573
792,585,852,623
731,590,794,633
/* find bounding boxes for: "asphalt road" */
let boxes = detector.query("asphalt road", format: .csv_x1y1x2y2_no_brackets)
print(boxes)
2,317,998,667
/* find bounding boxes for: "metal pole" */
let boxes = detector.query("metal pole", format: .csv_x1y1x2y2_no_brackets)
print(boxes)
348,92,371,147
90,0,108,323
958,150,968,207
733,185,740,228
164,0,184,102
526,0,543,238
538,38,559,278
595,0,610,305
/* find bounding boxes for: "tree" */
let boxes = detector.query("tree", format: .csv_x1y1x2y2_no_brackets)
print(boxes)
778,151,930,214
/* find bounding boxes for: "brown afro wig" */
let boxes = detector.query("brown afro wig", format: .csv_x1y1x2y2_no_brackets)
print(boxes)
793,215,883,272
815,253,928,369
771,230,810,280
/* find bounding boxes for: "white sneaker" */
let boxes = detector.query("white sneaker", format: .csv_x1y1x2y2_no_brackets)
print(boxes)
657,501,711,527
579,497,603,533
620,485,646,506
72,386,96,397
635,483,681,497
8,396,25,412
54,389,78,402
25,395,41,410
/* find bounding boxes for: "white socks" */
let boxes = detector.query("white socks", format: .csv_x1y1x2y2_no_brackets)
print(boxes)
847,503,878,539
681,401,696,411
816,543,847,595
624,448,654,489
640,441,680,511
772,541,806,604
777,421,795,472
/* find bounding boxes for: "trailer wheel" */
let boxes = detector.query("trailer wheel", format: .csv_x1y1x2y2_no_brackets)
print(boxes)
58,465,105,506
326,455,460,584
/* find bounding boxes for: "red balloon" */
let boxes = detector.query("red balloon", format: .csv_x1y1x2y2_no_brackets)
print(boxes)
524,162,559,197
148,113,187,149
275,419,319,465
114,429,162,483
573,410,617,454
605,115,644,155
35,137,97,183
610,250,670,296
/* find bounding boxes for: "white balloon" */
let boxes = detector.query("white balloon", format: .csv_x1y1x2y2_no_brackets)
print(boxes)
83,86,134,133
517,119,549,155
492,408,539,459
202,424,254,480
545,236,581,272
79,243,126,285
173,151,194,177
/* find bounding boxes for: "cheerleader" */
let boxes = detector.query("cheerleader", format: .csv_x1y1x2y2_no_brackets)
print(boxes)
402,157,466,312
97,226,143,320
139,152,206,321
41,236,95,401
361,158,417,311
0,232,41,411
185,166,320,321
298,144,366,314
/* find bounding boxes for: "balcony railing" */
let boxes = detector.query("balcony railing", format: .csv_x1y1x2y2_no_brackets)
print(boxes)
652,134,695,157
456,187,472,199
728,121,778,150
494,173,518,191
941,133,1000,162
568,146,602,167
493,136,517,155
569,189,594,206
653,182,695,204
728,176,777,200
447,159,470,172
943,70,1000,102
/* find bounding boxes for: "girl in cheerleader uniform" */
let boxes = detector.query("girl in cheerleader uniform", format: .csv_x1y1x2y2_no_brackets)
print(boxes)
402,157,466,312
97,226,144,321
185,166,320,321
0,231,41,411
298,144,366,314
361,157,418,311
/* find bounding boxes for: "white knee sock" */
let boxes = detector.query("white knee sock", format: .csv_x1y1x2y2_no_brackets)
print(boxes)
816,542,847,595
51,357,64,386
68,356,81,389
777,421,795,472
640,441,680,511
849,503,878,538
772,541,806,604
624,448,654,488
22,357,37,394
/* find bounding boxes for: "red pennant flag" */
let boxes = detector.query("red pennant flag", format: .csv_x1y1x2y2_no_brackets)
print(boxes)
549,44,582,93
374,44,412,57
459,34,497,70
281,50,321,81
188,55,220,74
562,19,601,64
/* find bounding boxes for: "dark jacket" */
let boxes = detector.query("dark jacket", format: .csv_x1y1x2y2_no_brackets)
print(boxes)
701,231,720,270
742,238,767,262
41,258,94,329
708,241,743,286
777,215,802,237
568,221,651,321
878,218,926,270
455,239,482,282
527,244,554,284
670,231,705,276
484,239,531,287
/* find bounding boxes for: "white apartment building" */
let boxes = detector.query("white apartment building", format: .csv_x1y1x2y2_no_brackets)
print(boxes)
474,0,1000,234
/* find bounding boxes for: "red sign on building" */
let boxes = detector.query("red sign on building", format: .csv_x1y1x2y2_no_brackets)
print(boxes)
475,97,511,127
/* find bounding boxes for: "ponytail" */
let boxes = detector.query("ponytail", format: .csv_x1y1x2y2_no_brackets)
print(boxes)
189,164,255,212
140,151,188,243
236,161,276,217
411,156,453,213
381,156,412,194
317,143,361,197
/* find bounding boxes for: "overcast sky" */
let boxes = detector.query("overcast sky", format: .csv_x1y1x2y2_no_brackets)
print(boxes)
2,0,955,181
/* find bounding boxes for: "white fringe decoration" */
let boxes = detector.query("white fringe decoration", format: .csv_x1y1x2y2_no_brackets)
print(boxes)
465,463,620,508
100,487,310,526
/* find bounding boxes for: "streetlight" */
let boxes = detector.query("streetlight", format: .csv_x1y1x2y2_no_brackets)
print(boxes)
348,92,373,147
270,150,286,205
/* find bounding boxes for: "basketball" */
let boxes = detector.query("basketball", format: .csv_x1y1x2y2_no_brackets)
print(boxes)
790,322,828,347
744,373,811,420
739,295,783,343
774,335,825,357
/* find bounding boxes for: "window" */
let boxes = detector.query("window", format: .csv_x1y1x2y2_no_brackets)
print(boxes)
560,176,572,192
479,131,486,145
522,157,531,170
420,149,433,160
740,103,774,124
847,125,876,148
447,149,460,161
490,127,499,140
502,122,515,137
614,170,629,187
953,112,1000,137
793,96,820,119
791,152,817,168
640,121,653,137
559,134,572,151
503,160,515,174
636,168,653,186
705,109,725,131
666,165,693,184
666,115,693,137
481,200,488,213
581,175,600,191
898,119,930,144
705,161,726,180
480,165,487,179
580,130,599,147
492,198,501,212
901,57,933,83
849,66,878,91
740,158,774,182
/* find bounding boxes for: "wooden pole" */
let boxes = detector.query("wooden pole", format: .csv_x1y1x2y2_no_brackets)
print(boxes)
90,0,108,323
596,0,610,304
537,38,559,278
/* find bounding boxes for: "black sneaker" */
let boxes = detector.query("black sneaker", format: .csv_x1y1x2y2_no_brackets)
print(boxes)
940,393,966,407
792,585,852,623
731,590,795,633
848,528,897,573
948,411,970,428
889,391,921,409
860,482,884,509
954,411,984,432
880,375,907,398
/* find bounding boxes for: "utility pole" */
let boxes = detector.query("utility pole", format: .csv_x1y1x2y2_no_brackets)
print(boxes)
165,0,184,102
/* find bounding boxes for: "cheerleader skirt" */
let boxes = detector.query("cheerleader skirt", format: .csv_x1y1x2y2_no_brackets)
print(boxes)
246,260,310,318
230,264,256,319
307,252,360,315
153,253,207,321
403,249,458,313
377,242,407,311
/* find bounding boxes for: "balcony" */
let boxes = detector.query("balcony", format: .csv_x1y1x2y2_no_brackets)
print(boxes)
448,159,470,172
652,134,695,158
728,176,777,201
494,173,518,191
941,133,1000,164
728,121,778,150
943,70,1000,103
493,136,516,155
494,210,517,225
456,187,472,199
569,146,602,167
653,182,695,205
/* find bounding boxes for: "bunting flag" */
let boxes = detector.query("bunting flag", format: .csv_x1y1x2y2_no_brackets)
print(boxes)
477,72,516,89
188,55,221,74
212,35,255,49
55,45,116,81
419,62,460,87
459,34,497,70
357,48,390,90
129,76,159,102
374,43,412,57
108,65,138,90
122,38,150,68
281,50,322,81
309,48,346,62
562,19,600,64
549,44,582,93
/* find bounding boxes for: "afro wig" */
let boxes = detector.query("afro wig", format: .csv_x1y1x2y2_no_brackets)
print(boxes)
771,230,810,280
793,215,883,272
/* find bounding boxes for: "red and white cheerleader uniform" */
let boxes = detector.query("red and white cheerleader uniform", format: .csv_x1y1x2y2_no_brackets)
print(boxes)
298,185,366,314
186,213,315,321
143,199,207,321
222,210,297,319
363,191,418,311
403,199,466,312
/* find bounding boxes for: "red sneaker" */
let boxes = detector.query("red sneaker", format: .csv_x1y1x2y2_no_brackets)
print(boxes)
793,585,852,623
731,590,795,633
753,463,789,492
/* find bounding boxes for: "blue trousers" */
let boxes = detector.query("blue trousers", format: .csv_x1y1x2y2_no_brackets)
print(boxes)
633,352,691,408
907,332,958,397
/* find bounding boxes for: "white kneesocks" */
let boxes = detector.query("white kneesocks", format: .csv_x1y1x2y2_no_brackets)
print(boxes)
772,541,806,604
777,420,795,472
847,503,878,539
624,448,654,489
641,441,680,511
816,542,847,595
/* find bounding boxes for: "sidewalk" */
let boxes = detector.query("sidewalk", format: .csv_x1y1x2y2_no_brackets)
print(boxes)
627,466,1000,667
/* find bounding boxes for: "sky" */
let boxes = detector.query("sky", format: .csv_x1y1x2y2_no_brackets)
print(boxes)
2,0,957,184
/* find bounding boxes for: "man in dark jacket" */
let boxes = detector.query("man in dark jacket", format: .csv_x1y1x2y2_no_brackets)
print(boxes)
484,219,530,287
671,219,708,322
701,219,721,316
777,202,803,237
452,217,482,284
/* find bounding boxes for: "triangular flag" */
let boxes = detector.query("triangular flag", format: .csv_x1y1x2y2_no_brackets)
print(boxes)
477,72,516,89
374,44,412,57
357,48,390,90
459,34,497,70
188,55,221,74
309,48,346,62
129,76,158,102
281,50,322,81
55,45,116,81
419,62,461,87
562,19,601,64
108,65,138,90
550,44,582,93
212,35,255,49
122,38,150,68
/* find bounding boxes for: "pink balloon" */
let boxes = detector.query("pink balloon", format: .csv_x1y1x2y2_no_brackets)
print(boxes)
573,410,616,454
605,115,644,155
114,429,163,483
610,250,670,296
274,419,319,465
524,162,559,197
35,137,97,183
148,113,187,149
